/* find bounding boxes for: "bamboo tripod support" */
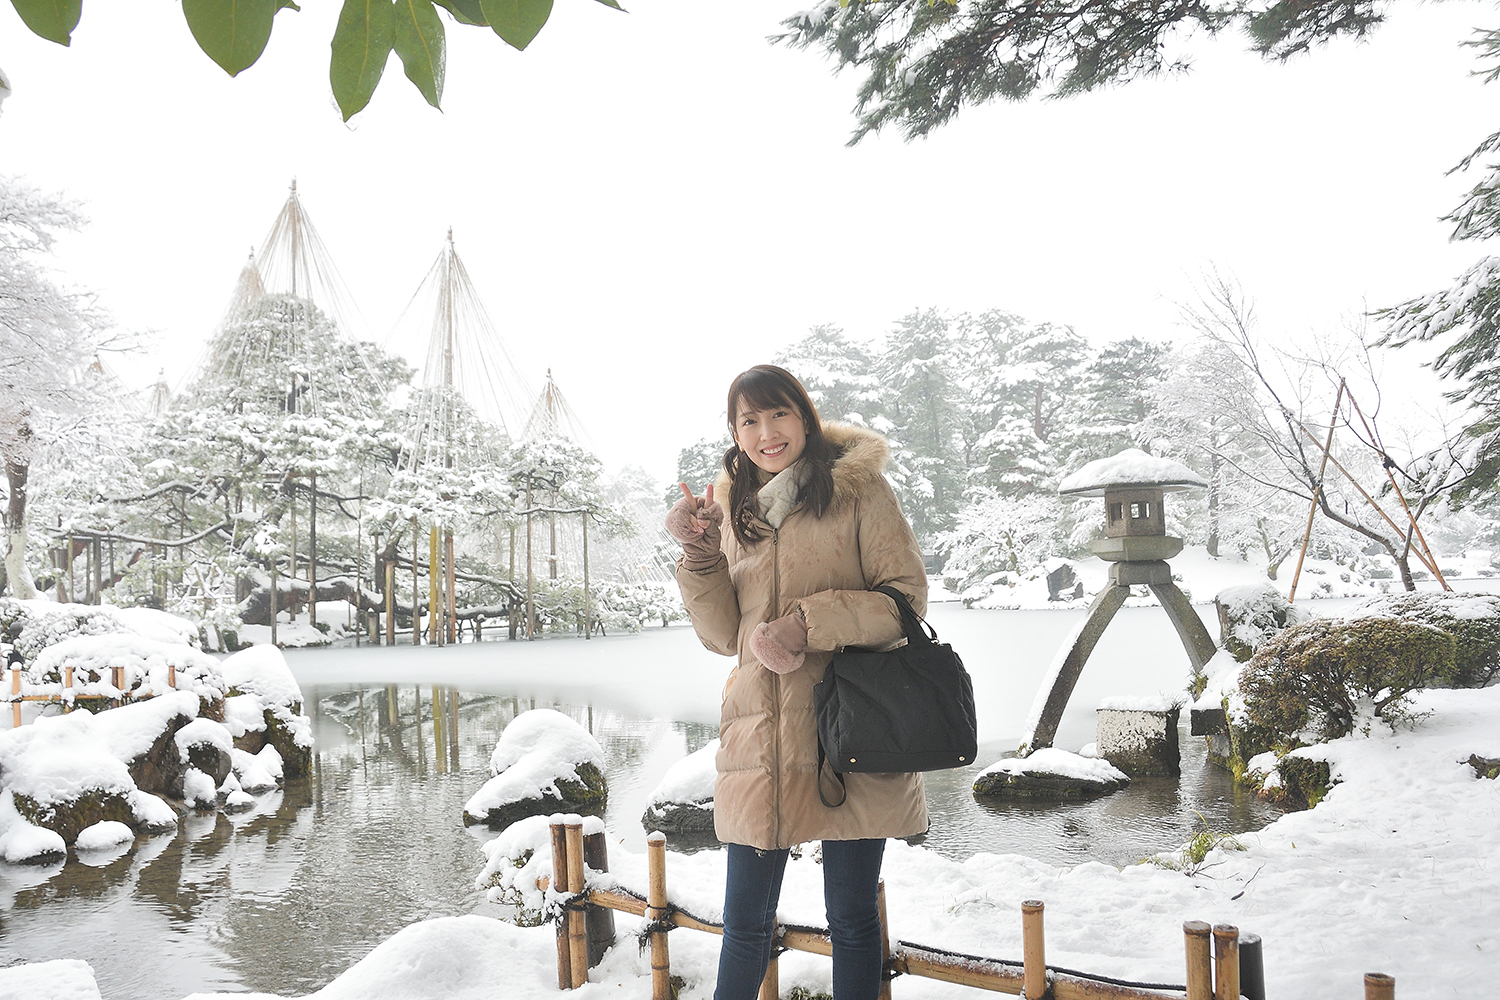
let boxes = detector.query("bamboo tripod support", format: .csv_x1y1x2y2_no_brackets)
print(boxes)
537,822,1399,1000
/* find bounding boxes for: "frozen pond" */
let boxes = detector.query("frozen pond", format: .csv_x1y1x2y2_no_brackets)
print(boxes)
0,603,1281,999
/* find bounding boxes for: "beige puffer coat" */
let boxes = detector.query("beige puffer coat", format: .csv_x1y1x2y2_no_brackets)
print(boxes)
676,423,929,849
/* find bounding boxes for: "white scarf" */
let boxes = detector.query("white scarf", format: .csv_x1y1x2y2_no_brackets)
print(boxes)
755,459,809,529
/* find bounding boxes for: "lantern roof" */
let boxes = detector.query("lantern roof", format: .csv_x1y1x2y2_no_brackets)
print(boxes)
1058,448,1207,498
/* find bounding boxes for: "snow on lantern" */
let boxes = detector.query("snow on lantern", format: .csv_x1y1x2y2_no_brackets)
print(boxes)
1058,448,1207,563
1016,449,1216,759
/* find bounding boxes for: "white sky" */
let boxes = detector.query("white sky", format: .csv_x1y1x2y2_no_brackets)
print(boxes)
2,1,1494,481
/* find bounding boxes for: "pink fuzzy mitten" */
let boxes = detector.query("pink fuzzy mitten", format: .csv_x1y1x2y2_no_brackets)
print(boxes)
666,484,724,571
749,612,808,675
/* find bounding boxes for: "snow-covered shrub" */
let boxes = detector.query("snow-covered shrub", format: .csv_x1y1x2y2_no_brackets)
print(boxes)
2,600,151,666
1213,583,1310,667
596,581,685,633
1239,616,1455,751
1350,592,1500,688
936,491,1088,602
463,709,607,829
474,813,607,925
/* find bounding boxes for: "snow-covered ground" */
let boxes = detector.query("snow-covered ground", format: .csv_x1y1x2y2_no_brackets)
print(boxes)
120,686,1494,1000
3,570,1497,999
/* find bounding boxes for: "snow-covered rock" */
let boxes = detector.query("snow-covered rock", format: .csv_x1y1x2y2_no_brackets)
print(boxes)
0,958,104,1000
463,710,607,829
641,739,717,839
972,747,1129,799
219,644,313,776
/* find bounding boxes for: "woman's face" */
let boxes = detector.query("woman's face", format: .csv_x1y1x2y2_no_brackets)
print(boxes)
734,399,808,476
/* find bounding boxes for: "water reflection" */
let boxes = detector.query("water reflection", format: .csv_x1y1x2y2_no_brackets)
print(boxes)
0,683,1276,1000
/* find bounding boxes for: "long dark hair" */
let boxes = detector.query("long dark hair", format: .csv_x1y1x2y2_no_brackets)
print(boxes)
723,365,836,546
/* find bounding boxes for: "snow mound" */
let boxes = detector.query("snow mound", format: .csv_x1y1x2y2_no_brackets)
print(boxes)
0,712,135,808
978,747,1129,784
0,958,104,1000
475,813,606,917
108,606,201,647
221,644,304,708
74,821,133,851
645,739,718,807
1096,695,1182,712
464,711,605,823
1059,448,1207,496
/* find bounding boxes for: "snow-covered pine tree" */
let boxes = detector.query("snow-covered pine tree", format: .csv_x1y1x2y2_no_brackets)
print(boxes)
878,309,965,538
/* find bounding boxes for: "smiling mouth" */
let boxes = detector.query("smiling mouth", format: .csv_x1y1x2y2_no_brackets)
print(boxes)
761,443,788,457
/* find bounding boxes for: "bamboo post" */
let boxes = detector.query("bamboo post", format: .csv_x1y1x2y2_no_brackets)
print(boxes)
168,664,176,689
647,831,671,1000
1212,924,1239,1000
565,821,589,988
1289,380,1344,602
1184,921,1212,1000
384,561,396,646
429,525,441,646
1364,972,1395,1000
877,878,893,1000
550,821,573,989
1021,900,1045,1000
411,519,421,645
10,669,19,728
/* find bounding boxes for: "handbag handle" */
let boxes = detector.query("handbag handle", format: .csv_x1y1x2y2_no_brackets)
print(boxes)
873,585,937,645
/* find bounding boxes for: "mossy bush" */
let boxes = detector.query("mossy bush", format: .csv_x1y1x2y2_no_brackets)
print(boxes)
1354,592,1500,688
1240,615,1455,752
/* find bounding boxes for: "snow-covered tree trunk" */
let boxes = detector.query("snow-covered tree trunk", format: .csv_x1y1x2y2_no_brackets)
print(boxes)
2,413,37,598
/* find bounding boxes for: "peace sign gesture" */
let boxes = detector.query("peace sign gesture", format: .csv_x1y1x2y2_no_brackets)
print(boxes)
667,481,724,568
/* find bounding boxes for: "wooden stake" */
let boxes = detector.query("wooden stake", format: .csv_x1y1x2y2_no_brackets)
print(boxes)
10,669,20,729
309,472,318,629
445,531,457,644
550,822,573,990
429,525,441,646
877,878,893,1000
583,830,616,968
411,519,421,645
1364,972,1395,1000
1212,924,1239,1000
647,831,672,1000
1021,900,1046,1000
1289,380,1344,602
565,821,589,988
1184,921,1212,1000
758,948,778,1000
384,561,395,646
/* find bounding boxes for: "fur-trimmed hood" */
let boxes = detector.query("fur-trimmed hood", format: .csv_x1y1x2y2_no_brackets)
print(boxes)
712,420,892,518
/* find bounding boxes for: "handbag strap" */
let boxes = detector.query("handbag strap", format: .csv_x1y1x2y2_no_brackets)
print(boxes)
817,740,848,808
873,585,937,645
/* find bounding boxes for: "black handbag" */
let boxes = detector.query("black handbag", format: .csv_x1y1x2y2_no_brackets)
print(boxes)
812,585,978,807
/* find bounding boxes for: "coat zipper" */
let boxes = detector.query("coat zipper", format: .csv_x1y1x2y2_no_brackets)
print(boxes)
771,525,782,848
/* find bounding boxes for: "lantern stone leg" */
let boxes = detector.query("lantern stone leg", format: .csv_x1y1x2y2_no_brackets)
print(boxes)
1020,582,1129,756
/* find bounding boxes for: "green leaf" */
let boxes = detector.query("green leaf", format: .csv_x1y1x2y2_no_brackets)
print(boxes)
393,0,445,108
432,0,486,25
10,0,82,45
479,0,552,51
182,0,288,77
330,0,395,121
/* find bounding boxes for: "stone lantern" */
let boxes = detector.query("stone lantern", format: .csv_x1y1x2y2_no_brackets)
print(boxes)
1018,448,1218,757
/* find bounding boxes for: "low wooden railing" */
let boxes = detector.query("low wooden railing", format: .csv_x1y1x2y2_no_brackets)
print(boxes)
539,819,1399,1000
6,664,179,727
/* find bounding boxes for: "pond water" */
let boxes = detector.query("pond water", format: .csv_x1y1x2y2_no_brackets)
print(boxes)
0,604,1281,1000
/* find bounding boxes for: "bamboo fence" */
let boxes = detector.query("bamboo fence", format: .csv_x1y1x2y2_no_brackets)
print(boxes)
7,663,179,727
539,820,1398,1000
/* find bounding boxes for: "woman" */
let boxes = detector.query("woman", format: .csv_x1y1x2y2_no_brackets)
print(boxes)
666,364,928,1000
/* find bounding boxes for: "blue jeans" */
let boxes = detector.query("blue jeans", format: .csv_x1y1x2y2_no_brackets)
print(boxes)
714,839,887,1000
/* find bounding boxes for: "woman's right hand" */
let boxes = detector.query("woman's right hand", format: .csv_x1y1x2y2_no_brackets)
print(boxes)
666,483,723,568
